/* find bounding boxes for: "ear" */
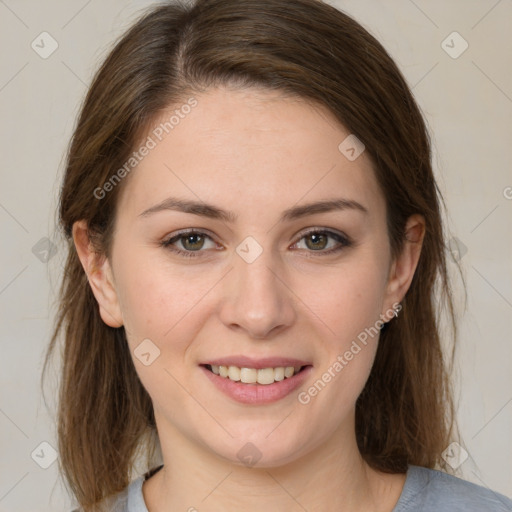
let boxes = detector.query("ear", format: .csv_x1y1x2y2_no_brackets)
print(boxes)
72,220,123,328
382,214,425,318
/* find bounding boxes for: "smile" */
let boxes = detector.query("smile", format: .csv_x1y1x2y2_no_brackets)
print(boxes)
200,359,313,404
205,364,305,385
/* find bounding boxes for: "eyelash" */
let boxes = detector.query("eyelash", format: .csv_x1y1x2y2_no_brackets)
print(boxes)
160,228,353,258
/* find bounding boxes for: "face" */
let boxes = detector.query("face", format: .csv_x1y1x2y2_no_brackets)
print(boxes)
76,86,422,468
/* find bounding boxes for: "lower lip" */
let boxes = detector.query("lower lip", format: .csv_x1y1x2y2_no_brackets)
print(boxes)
200,365,313,405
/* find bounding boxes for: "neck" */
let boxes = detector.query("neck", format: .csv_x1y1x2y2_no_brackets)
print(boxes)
144,410,404,512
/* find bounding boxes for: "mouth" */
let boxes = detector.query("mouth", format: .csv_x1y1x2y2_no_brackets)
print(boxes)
202,364,309,385
199,358,313,404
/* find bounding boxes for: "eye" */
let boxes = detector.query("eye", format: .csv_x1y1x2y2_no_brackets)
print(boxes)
161,228,352,259
291,229,352,255
161,230,219,258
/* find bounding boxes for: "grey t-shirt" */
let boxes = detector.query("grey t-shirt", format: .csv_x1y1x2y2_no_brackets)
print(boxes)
77,464,512,511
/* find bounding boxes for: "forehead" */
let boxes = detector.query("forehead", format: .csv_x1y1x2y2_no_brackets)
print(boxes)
116,87,385,223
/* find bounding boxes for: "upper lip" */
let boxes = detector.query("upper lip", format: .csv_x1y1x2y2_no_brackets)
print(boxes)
202,356,312,369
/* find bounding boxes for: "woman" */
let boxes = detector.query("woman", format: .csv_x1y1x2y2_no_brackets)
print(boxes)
43,0,512,510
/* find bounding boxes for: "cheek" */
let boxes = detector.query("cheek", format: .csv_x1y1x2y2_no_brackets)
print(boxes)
113,250,217,352
297,252,386,400
303,254,387,341
113,259,209,407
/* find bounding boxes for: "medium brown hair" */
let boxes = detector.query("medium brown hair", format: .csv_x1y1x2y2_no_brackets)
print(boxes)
43,0,465,509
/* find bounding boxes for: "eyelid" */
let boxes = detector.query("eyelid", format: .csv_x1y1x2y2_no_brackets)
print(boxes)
163,228,219,243
292,226,350,243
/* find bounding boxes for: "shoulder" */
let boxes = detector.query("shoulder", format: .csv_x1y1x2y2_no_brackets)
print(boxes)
393,465,512,512
104,477,143,512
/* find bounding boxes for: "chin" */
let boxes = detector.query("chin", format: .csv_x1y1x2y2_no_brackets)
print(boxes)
205,429,313,469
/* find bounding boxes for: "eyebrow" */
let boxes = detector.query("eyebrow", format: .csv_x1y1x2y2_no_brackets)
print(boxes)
138,196,368,223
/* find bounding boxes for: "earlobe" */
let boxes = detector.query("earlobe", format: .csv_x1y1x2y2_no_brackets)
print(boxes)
72,220,124,328
383,214,425,312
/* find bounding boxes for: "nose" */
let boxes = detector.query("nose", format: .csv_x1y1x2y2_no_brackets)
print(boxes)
218,247,296,339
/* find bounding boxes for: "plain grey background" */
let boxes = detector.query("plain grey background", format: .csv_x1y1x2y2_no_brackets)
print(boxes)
0,1,511,510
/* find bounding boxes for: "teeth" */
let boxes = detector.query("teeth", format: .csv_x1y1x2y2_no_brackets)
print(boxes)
284,366,294,378
240,367,257,383
228,366,241,381
257,367,275,385
274,367,285,381
209,365,302,385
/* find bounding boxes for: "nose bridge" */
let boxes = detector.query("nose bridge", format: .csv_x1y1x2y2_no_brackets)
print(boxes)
220,239,295,338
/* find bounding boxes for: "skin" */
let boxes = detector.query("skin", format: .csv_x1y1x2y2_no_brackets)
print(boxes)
74,86,425,511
